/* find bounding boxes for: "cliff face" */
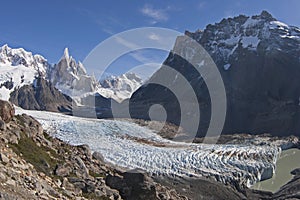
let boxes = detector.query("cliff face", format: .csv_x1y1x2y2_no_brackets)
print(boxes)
130,11,300,137
9,77,72,113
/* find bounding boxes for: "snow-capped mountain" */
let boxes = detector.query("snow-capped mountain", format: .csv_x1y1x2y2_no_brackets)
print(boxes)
130,11,300,137
48,48,98,98
0,44,49,74
0,45,49,100
0,45,143,103
183,10,300,70
98,72,143,102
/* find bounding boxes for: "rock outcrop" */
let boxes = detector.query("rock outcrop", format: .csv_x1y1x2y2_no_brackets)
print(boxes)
9,77,72,113
0,100,14,123
48,48,98,97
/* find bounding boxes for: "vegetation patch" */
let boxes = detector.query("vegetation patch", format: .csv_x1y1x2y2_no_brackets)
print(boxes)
89,171,106,178
9,131,62,176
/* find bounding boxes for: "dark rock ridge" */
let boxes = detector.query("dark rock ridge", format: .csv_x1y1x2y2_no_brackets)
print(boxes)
9,77,72,113
129,11,300,137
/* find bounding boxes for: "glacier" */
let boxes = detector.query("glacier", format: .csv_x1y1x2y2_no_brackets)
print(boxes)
16,108,281,187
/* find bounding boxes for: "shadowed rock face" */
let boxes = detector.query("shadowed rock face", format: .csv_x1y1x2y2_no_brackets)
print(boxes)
9,77,72,113
130,11,300,137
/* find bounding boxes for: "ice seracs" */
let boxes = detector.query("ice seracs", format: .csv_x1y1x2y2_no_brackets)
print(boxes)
16,107,281,188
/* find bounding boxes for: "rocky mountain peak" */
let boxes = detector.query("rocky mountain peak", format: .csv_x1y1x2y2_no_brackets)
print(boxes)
130,11,300,137
63,47,70,61
259,10,275,21
180,11,300,68
98,72,143,101
0,44,48,71
49,48,98,97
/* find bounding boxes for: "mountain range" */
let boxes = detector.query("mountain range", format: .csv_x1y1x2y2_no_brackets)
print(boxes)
0,45,143,106
1,11,300,138
1,10,300,199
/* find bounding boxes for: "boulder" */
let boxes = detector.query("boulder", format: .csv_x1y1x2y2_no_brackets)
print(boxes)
0,153,9,164
20,114,43,137
0,118,6,131
92,151,105,163
0,100,15,123
74,156,89,179
54,164,71,177
106,172,158,200
77,144,92,160
291,168,300,176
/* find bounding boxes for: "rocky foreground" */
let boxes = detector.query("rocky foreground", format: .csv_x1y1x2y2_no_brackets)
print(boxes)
0,99,299,200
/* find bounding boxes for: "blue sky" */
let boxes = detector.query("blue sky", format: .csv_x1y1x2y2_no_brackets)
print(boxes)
1,0,299,77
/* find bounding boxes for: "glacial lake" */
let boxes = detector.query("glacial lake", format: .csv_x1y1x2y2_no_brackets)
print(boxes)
252,148,300,193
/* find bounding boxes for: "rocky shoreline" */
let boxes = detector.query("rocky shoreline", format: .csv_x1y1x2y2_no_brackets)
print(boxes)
0,100,300,200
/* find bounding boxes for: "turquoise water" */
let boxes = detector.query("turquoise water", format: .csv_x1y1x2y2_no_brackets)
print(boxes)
252,148,300,193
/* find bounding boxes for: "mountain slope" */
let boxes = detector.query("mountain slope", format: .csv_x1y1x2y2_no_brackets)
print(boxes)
130,11,300,137
99,72,143,102
0,45,49,100
9,77,72,112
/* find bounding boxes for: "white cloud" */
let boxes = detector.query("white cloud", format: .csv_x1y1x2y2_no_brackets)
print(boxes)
114,36,140,49
140,4,169,22
130,51,153,64
148,33,161,41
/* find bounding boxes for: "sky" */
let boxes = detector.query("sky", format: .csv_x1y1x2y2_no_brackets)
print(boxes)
1,0,299,77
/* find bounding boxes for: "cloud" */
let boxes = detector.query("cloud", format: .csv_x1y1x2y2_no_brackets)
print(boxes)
140,4,169,22
148,33,161,41
114,36,140,49
76,8,124,35
113,37,150,63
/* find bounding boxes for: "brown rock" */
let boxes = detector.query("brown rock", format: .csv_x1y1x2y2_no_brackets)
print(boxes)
77,144,92,160
6,179,16,187
92,151,105,163
74,156,89,179
0,100,15,123
0,153,9,164
20,114,43,137
0,118,6,131
54,164,71,177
